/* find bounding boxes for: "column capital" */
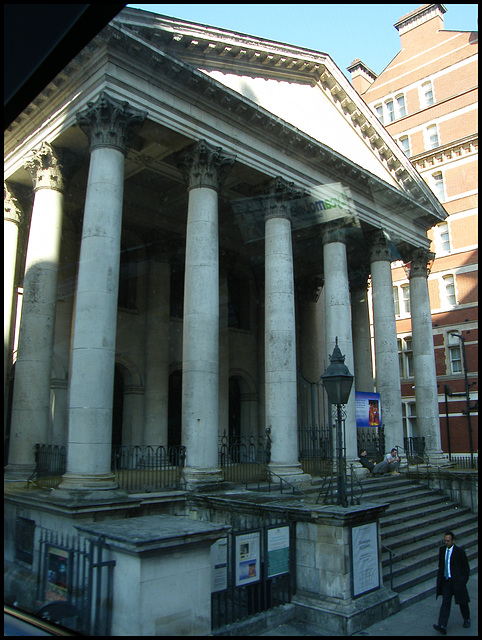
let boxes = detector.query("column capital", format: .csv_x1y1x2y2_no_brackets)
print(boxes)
4,182,23,225
408,247,435,279
263,176,303,221
366,229,391,263
76,92,147,155
176,139,235,192
23,142,68,193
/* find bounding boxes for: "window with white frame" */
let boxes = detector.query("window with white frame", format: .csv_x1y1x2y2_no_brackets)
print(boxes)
385,98,395,123
402,402,417,437
447,332,463,374
398,135,410,157
375,104,383,123
442,274,457,307
395,93,406,118
426,124,439,150
398,336,414,378
393,286,400,315
431,171,445,201
434,221,450,255
421,80,434,107
401,284,410,314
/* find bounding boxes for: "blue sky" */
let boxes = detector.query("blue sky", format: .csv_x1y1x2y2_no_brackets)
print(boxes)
126,4,477,79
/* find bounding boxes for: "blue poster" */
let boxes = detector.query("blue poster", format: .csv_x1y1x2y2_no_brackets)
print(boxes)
355,392,381,428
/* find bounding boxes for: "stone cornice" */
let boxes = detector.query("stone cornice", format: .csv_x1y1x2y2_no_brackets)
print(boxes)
411,134,478,171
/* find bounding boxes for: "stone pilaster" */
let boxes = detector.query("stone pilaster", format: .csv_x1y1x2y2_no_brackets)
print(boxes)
408,248,444,462
58,94,146,495
367,230,403,449
176,140,235,489
6,143,66,478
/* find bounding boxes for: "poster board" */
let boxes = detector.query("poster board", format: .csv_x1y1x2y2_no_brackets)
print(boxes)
211,537,228,593
266,526,290,578
234,530,261,587
356,391,381,428
351,522,380,597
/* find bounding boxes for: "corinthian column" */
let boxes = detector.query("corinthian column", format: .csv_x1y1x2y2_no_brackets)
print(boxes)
5,143,66,479
409,249,444,462
58,93,146,494
322,225,357,460
176,140,235,489
368,230,403,449
264,178,308,483
4,184,23,394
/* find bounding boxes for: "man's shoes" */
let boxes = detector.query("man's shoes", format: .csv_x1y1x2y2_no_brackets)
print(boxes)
463,619,471,628
390,471,400,475
433,624,447,635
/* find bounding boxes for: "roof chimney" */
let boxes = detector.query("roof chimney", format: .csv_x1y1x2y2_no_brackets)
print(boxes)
394,4,446,39
347,59,378,94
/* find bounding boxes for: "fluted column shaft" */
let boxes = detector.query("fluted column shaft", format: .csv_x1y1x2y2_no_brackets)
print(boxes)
409,249,443,459
368,231,403,449
59,93,146,492
177,140,235,487
323,226,357,460
5,144,65,478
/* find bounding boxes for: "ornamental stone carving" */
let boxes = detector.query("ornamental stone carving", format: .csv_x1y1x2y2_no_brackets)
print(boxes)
76,92,147,155
367,228,392,262
176,139,235,192
23,142,66,193
4,183,23,225
409,247,435,279
263,176,303,221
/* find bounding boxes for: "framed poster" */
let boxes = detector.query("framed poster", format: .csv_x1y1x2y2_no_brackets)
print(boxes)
45,546,69,602
356,392,381,427
266,526,290,578
234,530,261,587
211,537,228,593
351,522,380,598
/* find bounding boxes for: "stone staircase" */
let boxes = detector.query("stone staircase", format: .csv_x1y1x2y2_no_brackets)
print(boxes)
358,473,478,608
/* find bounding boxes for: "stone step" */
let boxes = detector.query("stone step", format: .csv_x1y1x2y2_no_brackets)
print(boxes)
381,503,474,536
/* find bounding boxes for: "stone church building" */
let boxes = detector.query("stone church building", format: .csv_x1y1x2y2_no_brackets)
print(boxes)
4,7,450,635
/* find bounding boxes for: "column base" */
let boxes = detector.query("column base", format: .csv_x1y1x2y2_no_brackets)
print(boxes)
56,472,119,493
181,466,229,492
268,462,311,489
4,463,36,482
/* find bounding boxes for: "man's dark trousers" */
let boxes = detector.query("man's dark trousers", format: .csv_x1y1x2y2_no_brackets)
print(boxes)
438,577,470,628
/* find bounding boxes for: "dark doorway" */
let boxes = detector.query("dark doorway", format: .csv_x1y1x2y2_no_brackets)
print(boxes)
168,370,182,447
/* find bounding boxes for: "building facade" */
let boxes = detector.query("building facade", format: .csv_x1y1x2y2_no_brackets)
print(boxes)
4,7,456,633
349,3,478,459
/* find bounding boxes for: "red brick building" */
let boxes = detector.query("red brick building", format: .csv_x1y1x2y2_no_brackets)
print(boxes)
349,4,478,458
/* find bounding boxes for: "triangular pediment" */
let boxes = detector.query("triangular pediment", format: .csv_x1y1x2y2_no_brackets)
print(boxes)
115,8,445,223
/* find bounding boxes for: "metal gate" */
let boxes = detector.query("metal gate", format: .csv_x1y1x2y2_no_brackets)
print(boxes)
36,529,115,635
211,522,295,631
298,370,333,475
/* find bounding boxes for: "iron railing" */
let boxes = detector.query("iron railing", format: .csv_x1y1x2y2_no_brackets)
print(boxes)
27,444,67,489
112,444,186,492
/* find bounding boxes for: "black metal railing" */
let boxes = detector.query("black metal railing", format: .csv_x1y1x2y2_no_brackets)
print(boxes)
218,432,270,484
404,436,426,464
298,426,333,477
27,444,67,489
112,444,186,492
357,425,386,462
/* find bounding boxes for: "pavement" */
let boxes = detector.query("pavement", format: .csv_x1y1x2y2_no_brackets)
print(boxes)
257,571,478,636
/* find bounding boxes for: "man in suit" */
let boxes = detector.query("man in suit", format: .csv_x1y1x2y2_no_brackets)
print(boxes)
433,531,471,634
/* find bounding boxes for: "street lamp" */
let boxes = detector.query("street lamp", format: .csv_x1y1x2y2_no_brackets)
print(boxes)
449,332,475,468
321,338,354,507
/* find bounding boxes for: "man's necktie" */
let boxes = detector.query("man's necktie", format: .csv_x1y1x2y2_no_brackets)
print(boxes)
444,549,450,578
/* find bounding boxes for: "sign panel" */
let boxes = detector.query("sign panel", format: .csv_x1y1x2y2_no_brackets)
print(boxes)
211,537,228,593
351,522,380,597
356,391,381,427
234,531,261,587
267,526,290,578
46,546,69,602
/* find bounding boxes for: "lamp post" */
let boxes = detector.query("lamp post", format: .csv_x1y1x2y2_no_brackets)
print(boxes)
321,338,354,507
449,332,474,468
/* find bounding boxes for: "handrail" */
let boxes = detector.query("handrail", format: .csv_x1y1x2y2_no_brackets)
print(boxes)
242,460,309,497
382,544,397,590
349,464,363,505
